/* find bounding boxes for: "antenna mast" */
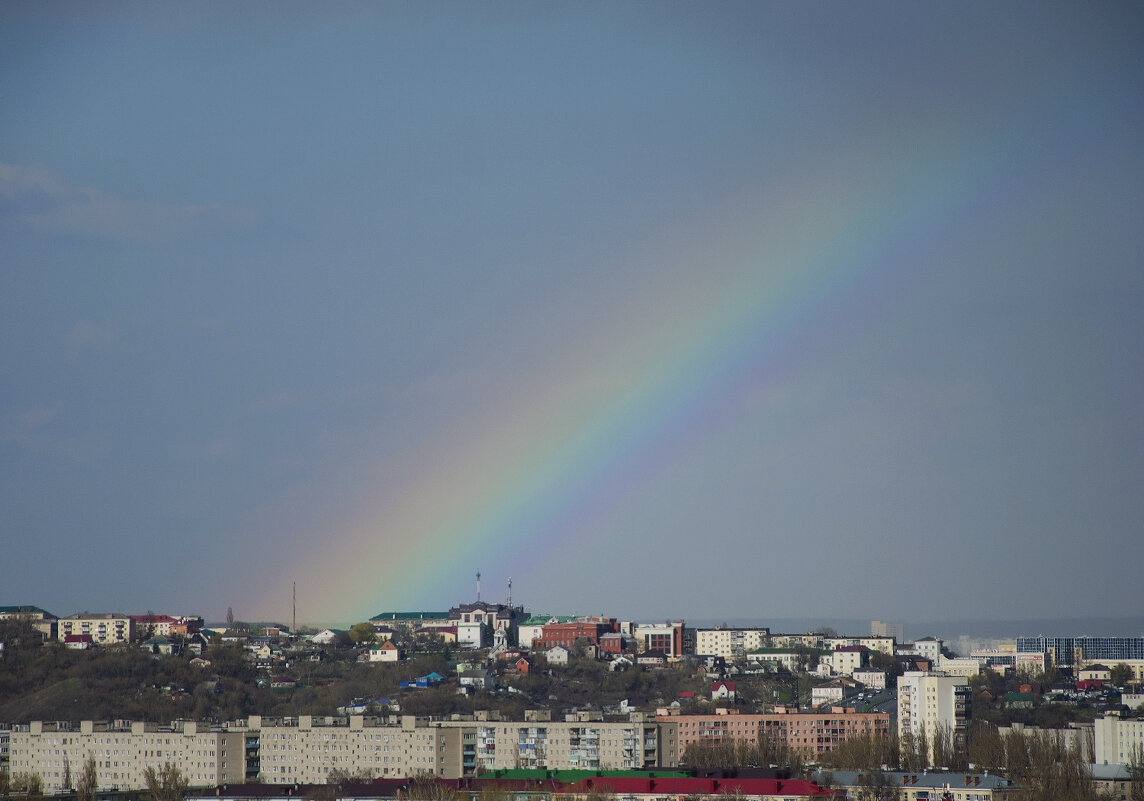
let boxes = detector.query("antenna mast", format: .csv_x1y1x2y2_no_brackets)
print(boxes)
476,571,481,603
507,576,512,607
292,581,296,635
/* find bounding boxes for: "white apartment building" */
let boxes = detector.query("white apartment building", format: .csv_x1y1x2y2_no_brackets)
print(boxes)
8,720,245,792
897,671,971,767
462,716,659,772
824,636,895,656
57,613,133,645
253,715,459,782
937,655,984,678
694,627,770,659
828,647,866,676
905,637,944,664
1094,714,1144,765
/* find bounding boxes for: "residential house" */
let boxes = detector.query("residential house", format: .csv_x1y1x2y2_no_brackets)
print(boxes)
367,640,400,662
545,645,571,665
712,681,737,702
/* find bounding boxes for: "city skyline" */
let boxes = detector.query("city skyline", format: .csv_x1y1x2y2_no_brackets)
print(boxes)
2,2,1143,625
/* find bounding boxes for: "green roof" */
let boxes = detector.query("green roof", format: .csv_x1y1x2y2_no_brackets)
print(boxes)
370,611,450,622
0,605,54,617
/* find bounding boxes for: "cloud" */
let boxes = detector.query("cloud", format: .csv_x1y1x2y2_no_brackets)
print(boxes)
0,404,110,464
0,163,255,243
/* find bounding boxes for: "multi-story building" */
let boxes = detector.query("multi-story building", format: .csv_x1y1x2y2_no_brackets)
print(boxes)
252,714,460,782
516,616,576,649
1094,713,1144,765
459,714,660,772
828,646,867,675
8,720,245,791
0,605,57,639
632,621,686,658
56,613,133,646
534,618,620,652
824,637,895,656
871,620,904,643
1016,636,1144,669
656,709,889,764
448,602,527,648
770,633,825,650
130,614,203,638
905,637,944,664
897,672,971,767
694,627,770,659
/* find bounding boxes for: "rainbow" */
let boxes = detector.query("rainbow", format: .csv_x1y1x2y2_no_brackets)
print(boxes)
253,102,1055,625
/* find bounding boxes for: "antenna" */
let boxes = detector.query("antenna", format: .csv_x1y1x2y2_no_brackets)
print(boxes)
507,576,512,607
476,571,482,603
292,581,296,635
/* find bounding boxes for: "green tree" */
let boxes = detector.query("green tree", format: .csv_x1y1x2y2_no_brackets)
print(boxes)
143,763,189,801
1111,663,1134,687
349,622,377,645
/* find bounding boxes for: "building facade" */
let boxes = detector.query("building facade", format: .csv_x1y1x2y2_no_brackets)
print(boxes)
8,720,245,792
1016,636,1144,668
1094,713,1144,765
57,613,133,645
897,672,971,767
656,709,889,764
694,627,770,659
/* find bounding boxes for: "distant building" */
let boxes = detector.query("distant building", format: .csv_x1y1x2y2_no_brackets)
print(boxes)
57,612,133,645
535,617,619,651
695,627,770,659
1095,713,1144,765
633,621,686,658
657,708,889,764
9,720,244,791
897,671,971,767
1017,635,1144,669
871,620,904,642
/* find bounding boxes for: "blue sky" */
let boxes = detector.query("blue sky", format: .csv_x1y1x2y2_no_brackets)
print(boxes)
2,2,1142,627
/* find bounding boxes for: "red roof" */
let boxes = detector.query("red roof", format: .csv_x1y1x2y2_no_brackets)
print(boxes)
564,777,838,798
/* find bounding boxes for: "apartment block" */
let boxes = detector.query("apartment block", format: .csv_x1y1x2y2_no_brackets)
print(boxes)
694,627,770,658
8,720,245,792
251,715,461,783
656,709,889,764
57,613,133,646
1016,636,1144,668
1094,713,1144,765
458,715,660,772
897,672,971,767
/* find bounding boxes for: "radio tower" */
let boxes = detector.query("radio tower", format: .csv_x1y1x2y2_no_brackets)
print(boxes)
507,576,512,607
476,571,482,603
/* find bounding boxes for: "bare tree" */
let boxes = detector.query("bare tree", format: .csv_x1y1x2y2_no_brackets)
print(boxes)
77,756,98,801
401,773,461,801
143,763,189,801
1127,744,1144,801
